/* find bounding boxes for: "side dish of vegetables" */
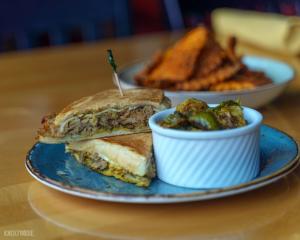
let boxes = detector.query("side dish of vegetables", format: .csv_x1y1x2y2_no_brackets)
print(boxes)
159,98,246,131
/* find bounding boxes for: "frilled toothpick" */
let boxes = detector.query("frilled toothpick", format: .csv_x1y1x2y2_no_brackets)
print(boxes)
107,49,124,96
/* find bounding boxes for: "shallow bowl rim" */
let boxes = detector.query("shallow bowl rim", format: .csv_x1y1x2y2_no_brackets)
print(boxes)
149,105,263,139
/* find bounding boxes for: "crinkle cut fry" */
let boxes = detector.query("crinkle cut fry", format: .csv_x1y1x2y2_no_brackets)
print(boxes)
193,40,227,78
209,69,273,91
176,63,241,91
147,26,208,82
239,70,273,86
209,80,256,91
134,51,163,86
226,36,241,62
227,69,273,86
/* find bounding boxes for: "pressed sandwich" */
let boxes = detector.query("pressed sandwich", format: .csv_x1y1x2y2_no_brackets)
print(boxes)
38,89,171,143
66,133,155,187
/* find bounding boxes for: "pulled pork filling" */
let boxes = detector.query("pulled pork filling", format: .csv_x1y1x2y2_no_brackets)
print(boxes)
42,105,155,138
68,150,152,187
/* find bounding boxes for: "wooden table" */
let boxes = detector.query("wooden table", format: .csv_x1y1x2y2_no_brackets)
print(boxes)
1,32,300,240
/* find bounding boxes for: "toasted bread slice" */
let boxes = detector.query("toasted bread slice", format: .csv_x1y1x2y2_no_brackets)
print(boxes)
38,89,171,143
66,133,155,187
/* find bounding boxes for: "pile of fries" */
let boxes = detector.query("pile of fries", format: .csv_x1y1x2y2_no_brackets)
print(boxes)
135,26,272,91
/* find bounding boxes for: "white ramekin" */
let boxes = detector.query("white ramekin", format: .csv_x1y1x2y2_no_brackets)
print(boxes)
149,106,263,189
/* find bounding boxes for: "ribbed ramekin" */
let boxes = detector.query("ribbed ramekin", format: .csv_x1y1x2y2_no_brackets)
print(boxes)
149,106,263,189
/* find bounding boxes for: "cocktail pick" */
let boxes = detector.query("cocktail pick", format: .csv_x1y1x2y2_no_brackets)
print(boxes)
107,49,124,96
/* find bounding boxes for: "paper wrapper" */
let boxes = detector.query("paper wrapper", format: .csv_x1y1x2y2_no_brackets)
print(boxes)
212,8,300,55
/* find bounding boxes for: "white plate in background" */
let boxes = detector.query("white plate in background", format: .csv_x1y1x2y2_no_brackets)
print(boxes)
118,56,294,108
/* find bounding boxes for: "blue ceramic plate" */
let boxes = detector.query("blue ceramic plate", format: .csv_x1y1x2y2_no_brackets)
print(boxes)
25,125,299,203
119,56,294,108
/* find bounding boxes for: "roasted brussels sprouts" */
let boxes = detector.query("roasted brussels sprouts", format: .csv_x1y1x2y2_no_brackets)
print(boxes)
176,98,208,116
188,112,220,130
159,112,188,129
159,98,246,131
212,100,246,129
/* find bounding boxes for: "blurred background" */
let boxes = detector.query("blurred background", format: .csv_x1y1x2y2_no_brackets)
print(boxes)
1,0,300,53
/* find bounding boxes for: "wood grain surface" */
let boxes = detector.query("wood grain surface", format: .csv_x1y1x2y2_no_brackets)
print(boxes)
1,32,300,240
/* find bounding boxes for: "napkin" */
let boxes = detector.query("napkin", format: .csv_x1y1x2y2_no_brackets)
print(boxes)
211,8,300,55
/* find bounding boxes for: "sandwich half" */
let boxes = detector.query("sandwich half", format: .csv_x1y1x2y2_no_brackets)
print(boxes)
38,89,171,143
65,133,155,187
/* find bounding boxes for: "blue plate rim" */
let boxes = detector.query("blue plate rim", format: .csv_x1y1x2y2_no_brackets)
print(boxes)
25,125,300,203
